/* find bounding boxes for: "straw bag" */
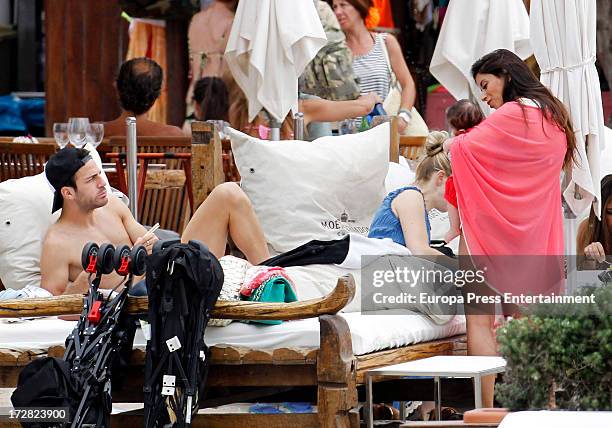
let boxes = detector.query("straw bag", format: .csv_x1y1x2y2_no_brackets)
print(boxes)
379,34,428,136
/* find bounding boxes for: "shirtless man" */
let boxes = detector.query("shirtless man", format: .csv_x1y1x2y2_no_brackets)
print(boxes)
104,57,184,137
41,147,269,295
41,148,155,295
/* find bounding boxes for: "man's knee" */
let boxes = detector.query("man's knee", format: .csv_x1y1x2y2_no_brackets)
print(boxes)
212,182,249,208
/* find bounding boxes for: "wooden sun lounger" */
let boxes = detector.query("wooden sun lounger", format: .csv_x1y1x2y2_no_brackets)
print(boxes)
0,120,451,427
0,275,465,427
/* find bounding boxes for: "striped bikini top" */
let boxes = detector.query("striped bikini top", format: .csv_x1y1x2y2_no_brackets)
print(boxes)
352,33,391,100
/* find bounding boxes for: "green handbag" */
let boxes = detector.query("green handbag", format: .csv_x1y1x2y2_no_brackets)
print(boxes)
242,277,298,325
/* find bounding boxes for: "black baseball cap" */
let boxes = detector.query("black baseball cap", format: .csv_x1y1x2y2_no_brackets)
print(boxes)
45,147,93,213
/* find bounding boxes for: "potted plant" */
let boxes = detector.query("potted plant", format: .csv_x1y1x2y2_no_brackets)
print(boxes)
495,285,611,410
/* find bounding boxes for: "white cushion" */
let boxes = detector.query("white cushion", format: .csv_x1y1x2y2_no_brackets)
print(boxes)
229,123,390,253
0,173,58,289
0,144,109,289
385,156,416,193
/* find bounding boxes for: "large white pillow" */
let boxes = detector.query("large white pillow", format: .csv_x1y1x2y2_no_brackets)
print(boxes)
385,156,416,193
0,144,109,289
229,124,390,253
0,173,58,289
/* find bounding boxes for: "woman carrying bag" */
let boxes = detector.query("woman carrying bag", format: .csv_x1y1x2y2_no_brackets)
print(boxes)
332,0,425,134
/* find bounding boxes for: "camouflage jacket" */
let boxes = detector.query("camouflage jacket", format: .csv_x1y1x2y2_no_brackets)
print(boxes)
299,0,361,101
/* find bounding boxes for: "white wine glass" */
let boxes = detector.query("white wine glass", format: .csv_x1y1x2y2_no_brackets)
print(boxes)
87,122,104,148
68,117,89,148
53,123,69,149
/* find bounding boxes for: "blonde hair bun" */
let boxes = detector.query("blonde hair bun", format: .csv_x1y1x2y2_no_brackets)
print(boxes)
414,130,452,182
425,130,449,157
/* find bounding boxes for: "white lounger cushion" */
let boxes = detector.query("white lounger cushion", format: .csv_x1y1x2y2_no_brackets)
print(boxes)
0,313,465,356
229,123,390,253
0,173,59,290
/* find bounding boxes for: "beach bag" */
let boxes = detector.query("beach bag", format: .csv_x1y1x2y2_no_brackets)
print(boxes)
11,317,137,428
379,34,428,136
143,239,223,427
240,266,297,325
299,1,360,101
11,357,78,428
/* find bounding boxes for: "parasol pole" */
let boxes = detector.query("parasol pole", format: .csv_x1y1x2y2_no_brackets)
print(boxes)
262,109,281,141
293,112,304,140
126,116,138,221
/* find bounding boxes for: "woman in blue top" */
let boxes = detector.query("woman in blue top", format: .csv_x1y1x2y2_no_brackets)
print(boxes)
369,131,452,255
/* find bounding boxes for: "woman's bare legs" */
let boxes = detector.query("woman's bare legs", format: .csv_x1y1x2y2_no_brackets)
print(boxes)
182,182,270,264
465,314,497,407
459,235,497,408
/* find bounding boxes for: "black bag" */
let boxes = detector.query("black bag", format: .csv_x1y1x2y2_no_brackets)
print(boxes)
11,287,137,427
11,357,78,428
11,317,137,428
143,240,223,427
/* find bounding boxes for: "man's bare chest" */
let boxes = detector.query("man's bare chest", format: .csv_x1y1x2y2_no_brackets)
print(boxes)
65,217,132,279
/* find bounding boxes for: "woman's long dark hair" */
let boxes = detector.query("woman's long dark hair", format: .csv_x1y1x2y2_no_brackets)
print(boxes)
577,174,612,256
471,49,577,169
193,77,229,122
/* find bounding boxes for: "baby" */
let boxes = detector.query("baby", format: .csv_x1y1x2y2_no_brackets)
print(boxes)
444,99,485,243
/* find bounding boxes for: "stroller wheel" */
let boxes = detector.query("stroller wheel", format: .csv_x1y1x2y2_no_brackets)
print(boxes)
81,242,100,273
130,245,148,276
114,245,131,276
97,244,116,275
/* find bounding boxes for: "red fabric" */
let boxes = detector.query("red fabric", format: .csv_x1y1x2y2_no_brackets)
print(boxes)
239,266,295,297
444,175,457,208
374,0,395,28
450,101,566,295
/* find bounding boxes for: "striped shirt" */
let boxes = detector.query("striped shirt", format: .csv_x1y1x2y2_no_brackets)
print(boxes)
352,33,391,100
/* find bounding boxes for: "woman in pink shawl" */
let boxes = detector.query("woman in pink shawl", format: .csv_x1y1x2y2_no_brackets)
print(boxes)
446,49,577,406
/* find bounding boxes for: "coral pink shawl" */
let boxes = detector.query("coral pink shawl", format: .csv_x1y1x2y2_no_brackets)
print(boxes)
450,101,566,295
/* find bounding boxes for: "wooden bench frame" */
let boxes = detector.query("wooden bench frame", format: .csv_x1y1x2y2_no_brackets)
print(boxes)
0,120,459,427
0,276,465,427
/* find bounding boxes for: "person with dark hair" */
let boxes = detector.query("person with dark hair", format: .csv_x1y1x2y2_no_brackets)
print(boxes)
186,0,238,114
445,48,577,407
577,174,612,268
182,77,230,134
40,147,269,296
443,100,485,243
332,0,416,132
446,99,486,133
104,57,183,137
193,77,229,121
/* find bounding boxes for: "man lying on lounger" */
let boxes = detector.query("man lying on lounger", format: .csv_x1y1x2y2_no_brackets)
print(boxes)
41,147,270,295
